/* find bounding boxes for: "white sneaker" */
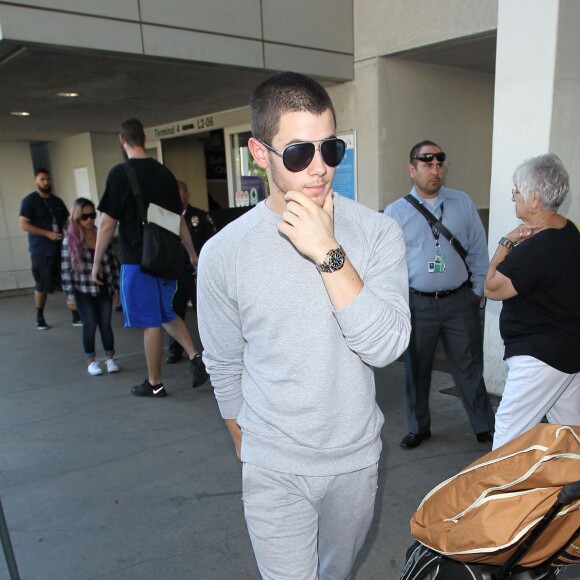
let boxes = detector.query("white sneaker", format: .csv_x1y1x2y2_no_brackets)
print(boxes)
88,361,103,376
105,359,119,373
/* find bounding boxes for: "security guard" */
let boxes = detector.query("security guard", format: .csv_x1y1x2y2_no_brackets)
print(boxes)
166,180,217,364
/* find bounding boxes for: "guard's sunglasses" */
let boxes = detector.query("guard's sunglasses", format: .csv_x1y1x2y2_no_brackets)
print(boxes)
412,152,446,163
259,138,346,172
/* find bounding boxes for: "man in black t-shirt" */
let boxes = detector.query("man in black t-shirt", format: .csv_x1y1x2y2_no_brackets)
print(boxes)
92,118,208,397
19,168,80,329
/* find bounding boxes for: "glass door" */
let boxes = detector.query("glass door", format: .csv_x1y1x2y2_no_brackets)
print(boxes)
225,124,268,208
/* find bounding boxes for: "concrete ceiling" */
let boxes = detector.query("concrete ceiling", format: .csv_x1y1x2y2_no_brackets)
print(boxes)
394,33,497,75
0,33,496,144
0,43,274,143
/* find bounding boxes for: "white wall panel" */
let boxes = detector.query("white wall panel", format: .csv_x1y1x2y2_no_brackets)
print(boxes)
13,268,34,290
140,0,262,39
265,43,353,81
355,0,497,60
143,24,263,68
262,0,353,53
9,236,30,272
48,133,96,207
0,4,143,53
550,0,580,224
90,133,123,201
0,141,34,290
378,59,494,210
327,81,355,133
0,0,139,20
0,238,13,273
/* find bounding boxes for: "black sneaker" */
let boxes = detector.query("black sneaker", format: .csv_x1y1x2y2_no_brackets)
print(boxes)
72,311,82,326
190,354,208,388
131,380,167,398
37,318,49,330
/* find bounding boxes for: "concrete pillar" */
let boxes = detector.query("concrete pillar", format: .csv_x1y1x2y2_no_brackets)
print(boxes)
484,0,580,394
355,57,381,210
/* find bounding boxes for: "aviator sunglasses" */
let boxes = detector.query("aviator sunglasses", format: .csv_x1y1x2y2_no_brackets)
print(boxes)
79,211,97,221
259,138,346,172
412,152,446,163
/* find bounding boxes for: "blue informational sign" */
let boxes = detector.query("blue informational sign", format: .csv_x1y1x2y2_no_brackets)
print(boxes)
332,132,356,200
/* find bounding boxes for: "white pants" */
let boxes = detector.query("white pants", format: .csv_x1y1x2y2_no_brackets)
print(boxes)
492,355,580,450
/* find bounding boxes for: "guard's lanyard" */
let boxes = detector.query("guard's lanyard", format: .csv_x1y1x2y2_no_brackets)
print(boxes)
40,194,60,233
429,202,444,247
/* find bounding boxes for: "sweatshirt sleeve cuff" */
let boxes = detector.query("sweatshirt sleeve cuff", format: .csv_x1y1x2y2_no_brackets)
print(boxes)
216,395,244,421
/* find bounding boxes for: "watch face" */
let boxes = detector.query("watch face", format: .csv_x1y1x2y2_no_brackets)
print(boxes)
317,246,346,273
328,249,345,270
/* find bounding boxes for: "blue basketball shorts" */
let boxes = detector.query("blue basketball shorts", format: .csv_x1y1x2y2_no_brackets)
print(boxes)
119,264,177,328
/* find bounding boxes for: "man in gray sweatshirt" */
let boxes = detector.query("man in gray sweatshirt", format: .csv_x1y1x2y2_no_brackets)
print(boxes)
197,72,411,580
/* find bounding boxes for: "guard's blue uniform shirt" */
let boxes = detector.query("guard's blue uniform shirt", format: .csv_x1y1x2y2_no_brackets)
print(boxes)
385,186,489,296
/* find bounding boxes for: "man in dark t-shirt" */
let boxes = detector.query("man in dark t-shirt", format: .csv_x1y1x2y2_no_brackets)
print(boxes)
19,168,80,329
92,118,208,397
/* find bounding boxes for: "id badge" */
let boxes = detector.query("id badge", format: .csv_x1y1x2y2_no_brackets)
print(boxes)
52,219,59,233
428,250,445,273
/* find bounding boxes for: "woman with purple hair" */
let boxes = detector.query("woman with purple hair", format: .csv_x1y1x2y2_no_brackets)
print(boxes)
61,197,120,376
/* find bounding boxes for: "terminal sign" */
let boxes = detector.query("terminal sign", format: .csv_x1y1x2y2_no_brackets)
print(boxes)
154,115,215,138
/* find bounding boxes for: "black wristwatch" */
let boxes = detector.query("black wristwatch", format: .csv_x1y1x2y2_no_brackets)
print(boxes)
316,246,346,273
498,236,515,251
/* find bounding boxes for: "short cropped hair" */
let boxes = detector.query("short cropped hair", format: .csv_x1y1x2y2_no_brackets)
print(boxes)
250,72,336,144
119,118,145,148
35,167,50,177
409,140,442,165
513,153,569,211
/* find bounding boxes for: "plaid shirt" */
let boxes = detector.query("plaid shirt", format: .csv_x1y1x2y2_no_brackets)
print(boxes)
61,234,119,300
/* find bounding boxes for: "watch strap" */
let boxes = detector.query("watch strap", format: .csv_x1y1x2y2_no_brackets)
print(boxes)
498,236,515,251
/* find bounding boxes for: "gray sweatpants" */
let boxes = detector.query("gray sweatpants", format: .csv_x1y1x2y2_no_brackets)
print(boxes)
241,462,379,580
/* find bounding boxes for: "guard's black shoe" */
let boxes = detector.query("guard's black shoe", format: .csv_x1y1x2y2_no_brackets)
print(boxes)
166,353,182,364
400,431,431,449
36,318,49,330
476,430,494,443
190,354,208,388
131,380,167,398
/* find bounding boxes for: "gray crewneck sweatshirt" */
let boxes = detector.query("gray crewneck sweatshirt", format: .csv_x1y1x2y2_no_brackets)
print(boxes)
198,194,410,476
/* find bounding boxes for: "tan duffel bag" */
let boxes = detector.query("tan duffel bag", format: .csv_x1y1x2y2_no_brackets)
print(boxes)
411,424,580,567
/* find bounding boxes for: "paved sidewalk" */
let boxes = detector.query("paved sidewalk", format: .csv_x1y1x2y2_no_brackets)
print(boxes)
0,290,502,580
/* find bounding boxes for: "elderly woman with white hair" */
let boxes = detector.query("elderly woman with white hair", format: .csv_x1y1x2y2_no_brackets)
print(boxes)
485,153,580,449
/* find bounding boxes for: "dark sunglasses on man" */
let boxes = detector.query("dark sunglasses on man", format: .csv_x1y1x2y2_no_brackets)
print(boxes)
412,152,446,163
259,138,346,172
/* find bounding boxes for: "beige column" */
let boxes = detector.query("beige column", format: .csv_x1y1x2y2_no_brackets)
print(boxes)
354,57,381,210
484,0,580,394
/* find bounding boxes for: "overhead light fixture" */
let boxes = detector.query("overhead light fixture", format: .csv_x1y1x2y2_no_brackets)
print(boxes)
10,111,30,116
57,92,79,97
